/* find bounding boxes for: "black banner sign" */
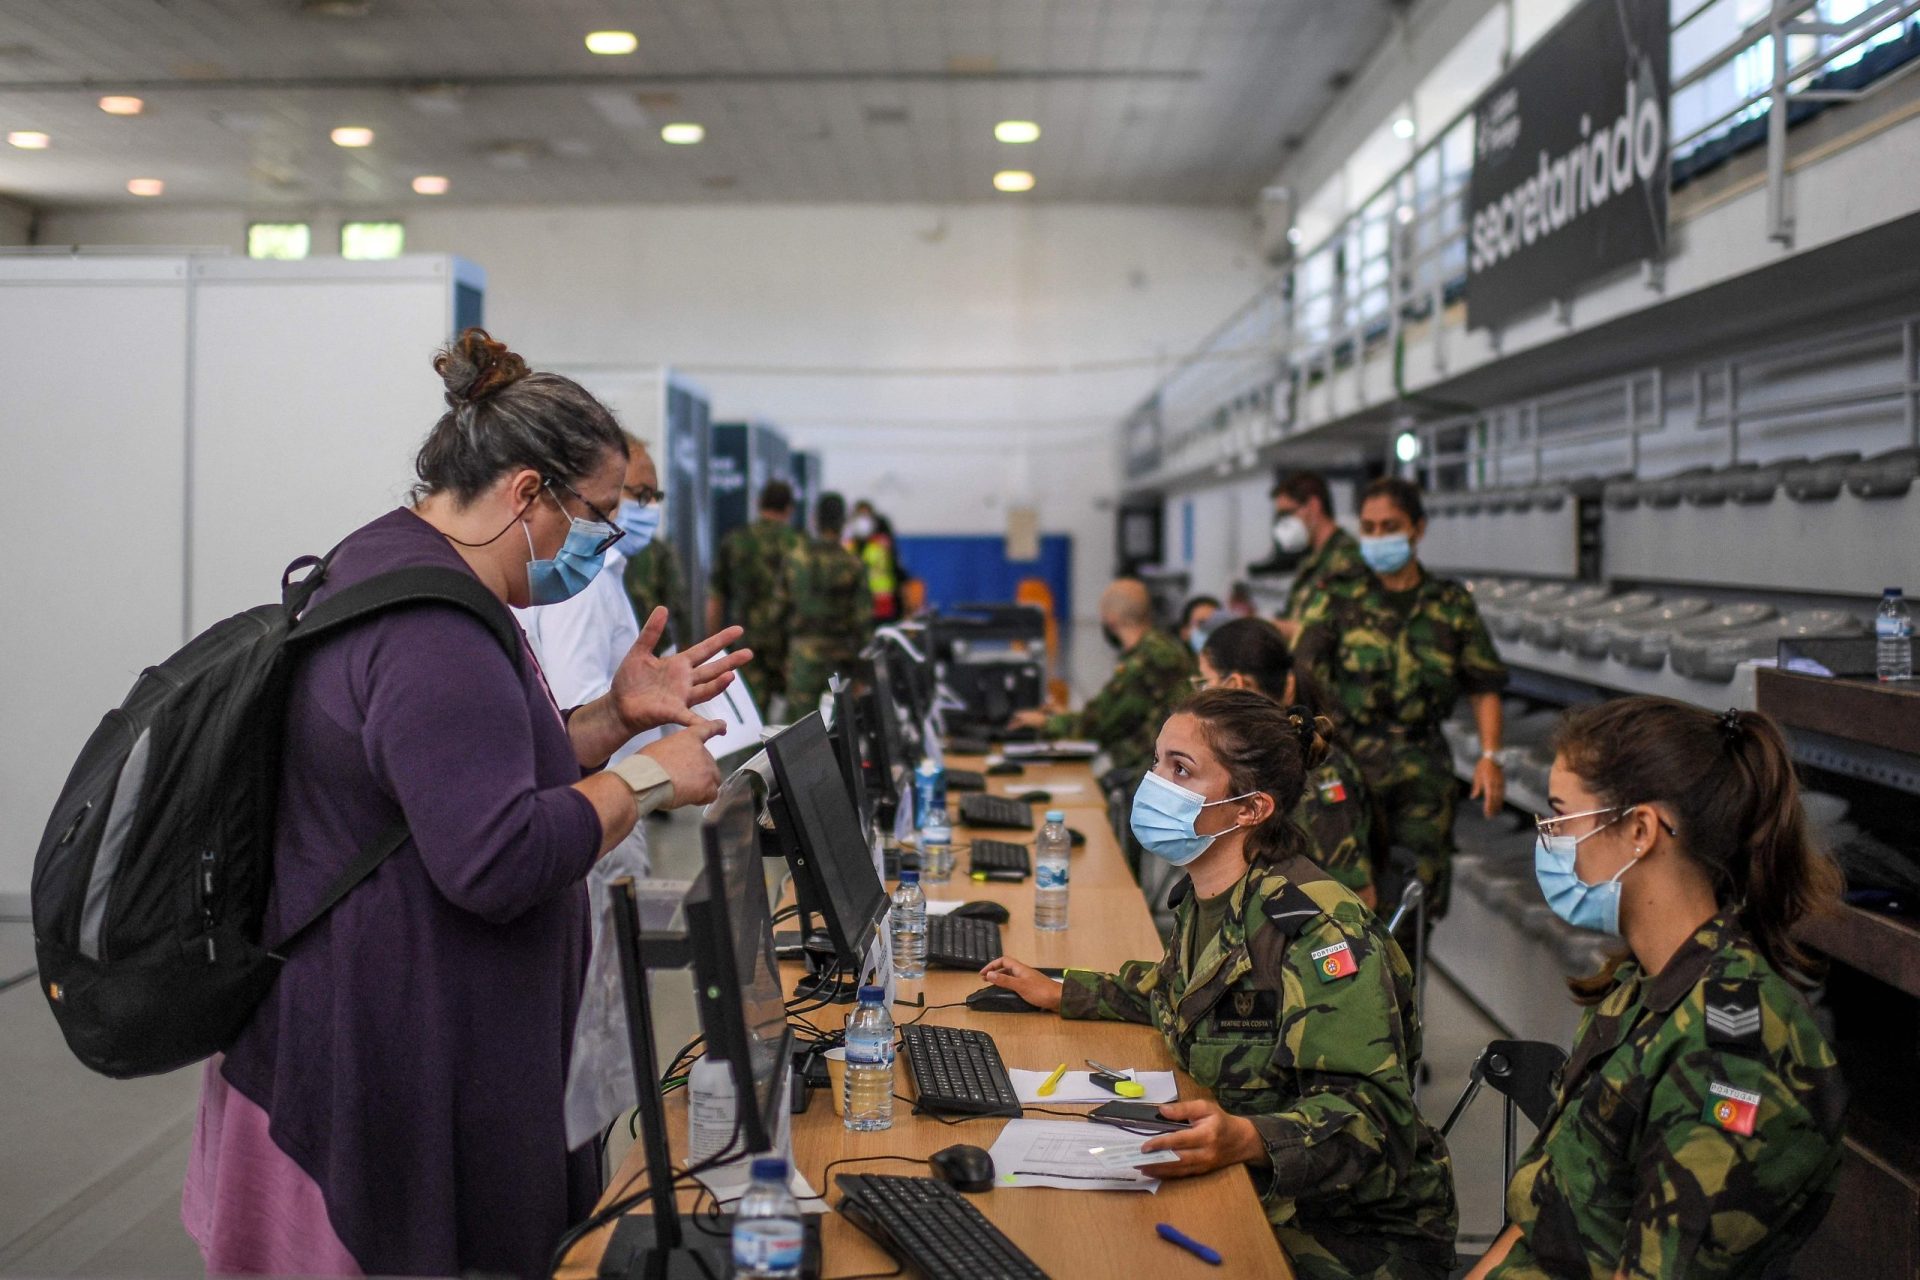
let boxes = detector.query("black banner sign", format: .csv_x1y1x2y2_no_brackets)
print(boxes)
1466,0,1670,331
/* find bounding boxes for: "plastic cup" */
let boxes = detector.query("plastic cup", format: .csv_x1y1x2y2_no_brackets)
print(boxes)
823,1047,848,1115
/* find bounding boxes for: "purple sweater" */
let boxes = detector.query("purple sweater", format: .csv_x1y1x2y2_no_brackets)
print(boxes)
222,508,605,1279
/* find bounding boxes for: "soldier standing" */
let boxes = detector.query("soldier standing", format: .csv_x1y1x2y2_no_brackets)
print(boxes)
1294,477,1507,921
1468,698,1846,1279
779,490,871,714
709,479,802,713
1271,470,1368,642
983,691,1459,1280
617,439,691,650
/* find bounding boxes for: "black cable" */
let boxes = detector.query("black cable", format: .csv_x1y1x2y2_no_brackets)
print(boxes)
888,1093,1002,1125
898,998,967,1028
1021,1105,1095,1120
812,1158,932,1280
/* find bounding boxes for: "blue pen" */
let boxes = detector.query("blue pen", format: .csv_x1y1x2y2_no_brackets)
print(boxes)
1155,1223,1222,1266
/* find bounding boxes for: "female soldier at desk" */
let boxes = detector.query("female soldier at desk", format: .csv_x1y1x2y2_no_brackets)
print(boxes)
981,690,1458,1280
1195,617,1384,907
1467,698,1846,1280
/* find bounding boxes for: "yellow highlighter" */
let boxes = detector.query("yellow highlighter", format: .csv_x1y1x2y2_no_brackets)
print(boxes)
1088,1058,1147,1098
1037,1062,1068,1097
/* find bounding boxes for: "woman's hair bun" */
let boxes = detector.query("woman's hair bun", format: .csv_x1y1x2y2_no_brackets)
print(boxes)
1283,704,1333,771
433,328,530,409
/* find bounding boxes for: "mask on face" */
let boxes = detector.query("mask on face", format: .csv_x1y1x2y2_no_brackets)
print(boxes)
615,498,661,556
1187,626,1210,655
1130,770,1258,867
1272,514,1310,555
847,514,876,540
1534,807,1637,935
1360,533,1413,575
525,512,616,606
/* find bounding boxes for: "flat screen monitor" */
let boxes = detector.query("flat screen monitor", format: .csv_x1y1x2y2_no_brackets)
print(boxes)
686,770,793,1154
764,713,887,970
863,643,916,787
827,676,873,833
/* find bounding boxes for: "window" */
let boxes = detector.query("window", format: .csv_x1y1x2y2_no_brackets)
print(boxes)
341,221,405,260
247,222,310,260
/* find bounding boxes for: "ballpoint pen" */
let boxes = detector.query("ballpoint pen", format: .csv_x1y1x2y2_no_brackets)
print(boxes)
1156,1224,1223,1265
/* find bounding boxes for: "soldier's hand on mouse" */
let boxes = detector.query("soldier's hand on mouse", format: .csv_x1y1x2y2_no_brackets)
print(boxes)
978,957,1062,1011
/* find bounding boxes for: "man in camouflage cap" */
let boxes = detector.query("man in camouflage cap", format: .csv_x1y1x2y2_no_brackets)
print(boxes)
1009,577,1193,780
778,490,871,714
618,441,693,650
709,479,802,714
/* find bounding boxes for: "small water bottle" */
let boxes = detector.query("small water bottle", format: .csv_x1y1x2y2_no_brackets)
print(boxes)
687,1054,739,1168
731,1156,804,1280
1034,809,1070,932
919,805,954,883
913,758,946,827
842,985,895,1131
890,870,926,979
1877,588,1913,682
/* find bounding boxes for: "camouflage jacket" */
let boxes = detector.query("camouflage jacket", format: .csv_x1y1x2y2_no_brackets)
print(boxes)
1043,628,1194,778
1295,568,1507,746
778,535,871,658
1295,739,1378,897
621,537,690,651
1060,854,1458,1271
1283,526,1368,622
712,517,802,653
1493,914,1846,1280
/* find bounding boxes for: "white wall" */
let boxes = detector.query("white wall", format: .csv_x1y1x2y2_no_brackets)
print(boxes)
0,197,32,244
39,201,1263,620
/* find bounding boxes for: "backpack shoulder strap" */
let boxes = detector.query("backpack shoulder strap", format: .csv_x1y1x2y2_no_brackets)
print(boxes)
268,819,411,956
290,565,522,669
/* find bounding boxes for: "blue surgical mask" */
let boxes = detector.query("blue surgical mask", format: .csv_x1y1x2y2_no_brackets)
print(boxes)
525,514,615,606
1129,770,1257,867
615,497,661,556
1360,533,1413,575
1533,807,1637,935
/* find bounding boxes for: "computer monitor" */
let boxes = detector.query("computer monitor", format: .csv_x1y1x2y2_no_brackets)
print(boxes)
684,770,792,1155
827,675,873,833
863,642,915,790
764,713,888,981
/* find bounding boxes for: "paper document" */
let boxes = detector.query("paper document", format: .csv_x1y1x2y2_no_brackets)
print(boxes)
1008,1069,1177,1105
1001,782,1085,797
1002,740,1100,759
986,1120,1164,1192
1086,1140,1182,1170
695,661,766,760
691,1164,828,1215
924,898,967,916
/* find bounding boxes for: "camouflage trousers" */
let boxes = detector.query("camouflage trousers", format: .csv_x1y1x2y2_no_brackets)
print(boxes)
1353,735,1458,922
1277,1223,1452,1280
737,629,787,714
784,643,858,717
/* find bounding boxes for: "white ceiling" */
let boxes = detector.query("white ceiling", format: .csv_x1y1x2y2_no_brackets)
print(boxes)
0,0,1399,210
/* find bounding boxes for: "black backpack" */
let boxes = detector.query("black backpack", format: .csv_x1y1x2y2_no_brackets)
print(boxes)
30,554,520,1078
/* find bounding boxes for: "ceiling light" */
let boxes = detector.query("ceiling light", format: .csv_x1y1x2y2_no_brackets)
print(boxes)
1392,116,1416,140
1286,226,1304,246
1396,204,1415,225
127,178,165,197
412,174,450,195
330,125,374,147
660,122,705,145
99,95,144,116
7,130,49,149
993,169,1035,193
585,30,638,55
1395,431,1422,463
994,120,1041,144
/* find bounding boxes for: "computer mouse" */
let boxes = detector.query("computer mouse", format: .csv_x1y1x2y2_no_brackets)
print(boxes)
951,900,1010,923
1017,789,1052,804
986,761,1025,777
965,985,1042,1013
1068,827,1086,848
930,1143,996,1193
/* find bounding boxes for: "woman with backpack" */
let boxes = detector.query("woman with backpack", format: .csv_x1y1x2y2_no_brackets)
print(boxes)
181,330,750,1279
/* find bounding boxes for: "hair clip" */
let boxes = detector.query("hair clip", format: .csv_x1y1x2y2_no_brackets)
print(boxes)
1719,707,1743,740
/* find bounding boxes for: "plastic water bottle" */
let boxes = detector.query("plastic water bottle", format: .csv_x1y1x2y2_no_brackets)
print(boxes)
843,986,895,1131
731,1156,804,1279
1035,809,1070,931
914,758,946,827
919,805,954,883
890,870,926,979
1877,588,1913,682
687,1054,739,1168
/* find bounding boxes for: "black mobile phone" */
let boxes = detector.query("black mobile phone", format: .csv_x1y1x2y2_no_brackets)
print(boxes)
1088,1101,1191,1133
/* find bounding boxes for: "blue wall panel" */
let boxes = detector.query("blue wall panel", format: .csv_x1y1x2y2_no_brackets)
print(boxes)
894,534,1073,620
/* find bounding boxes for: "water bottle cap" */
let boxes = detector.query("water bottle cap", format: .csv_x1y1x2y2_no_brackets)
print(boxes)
858,984,886,1003
899,869,919,884
919,760,939,775
751,1156,789,1182
1887,588,1904,596
1046,810,1066,823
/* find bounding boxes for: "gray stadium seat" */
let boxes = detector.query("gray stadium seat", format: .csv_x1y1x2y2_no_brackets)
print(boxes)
1516,585,1613,646
1610,602,1776,669
1683,463,1757,506
1533,590,1663,652
1726,456,1806,504
1842,446,1920,499
1782,452,1862,502
1668,608,1865,682
1644,466,1716,509
1485,582,1577,640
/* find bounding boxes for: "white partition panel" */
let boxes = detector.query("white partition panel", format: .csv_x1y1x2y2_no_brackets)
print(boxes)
0,259,191,905
1603,495,1920,598
1422,506,1581,579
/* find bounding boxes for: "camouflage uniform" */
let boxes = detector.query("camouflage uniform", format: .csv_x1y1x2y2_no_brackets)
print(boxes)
1060,854,1458,1279
1295,570,1506,918
621,537,691,653
712,516,803,710
1283,526,1368,622
778,534,872,714
1295,738,1380,899
1042,628,1194,779
1491,913,1845,1279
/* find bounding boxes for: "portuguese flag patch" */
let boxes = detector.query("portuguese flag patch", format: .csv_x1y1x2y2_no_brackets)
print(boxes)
1703,1081,1760,1136
1318,777,1348,804
1311,940,1357,982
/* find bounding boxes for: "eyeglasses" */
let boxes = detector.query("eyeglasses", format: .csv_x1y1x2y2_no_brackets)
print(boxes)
546,477,626,556
1536,804,1678,837
1189,675,1212,691
622,482,663,506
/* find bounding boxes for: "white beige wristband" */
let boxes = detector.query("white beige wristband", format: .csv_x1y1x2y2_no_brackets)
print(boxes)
606,753,677,815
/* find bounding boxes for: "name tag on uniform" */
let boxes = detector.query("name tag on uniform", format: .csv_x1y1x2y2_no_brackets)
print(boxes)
1317,777,1348,804
1311,941,1358,982
1703,1081,1760,1136
1211,989,1278,1034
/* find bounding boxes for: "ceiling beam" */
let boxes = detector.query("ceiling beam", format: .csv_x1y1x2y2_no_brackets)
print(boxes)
0,68,1201,94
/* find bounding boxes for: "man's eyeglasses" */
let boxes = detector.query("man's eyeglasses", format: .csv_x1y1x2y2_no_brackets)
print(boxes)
547,477,626,556
622,483,663,506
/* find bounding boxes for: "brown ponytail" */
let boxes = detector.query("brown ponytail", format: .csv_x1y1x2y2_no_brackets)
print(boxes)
1552,696,1843,992
1181,689,1332,866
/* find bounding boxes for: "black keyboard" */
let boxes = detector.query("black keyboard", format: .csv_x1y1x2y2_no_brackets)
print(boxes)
925,915,1002,968
835,1174,1048,1280
969,839,1031,877
946,735,993,755
961,794,1033,830
899,1024,1022,1118
945,768,987,792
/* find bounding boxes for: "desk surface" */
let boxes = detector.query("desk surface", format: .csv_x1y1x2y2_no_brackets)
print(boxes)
559,759,1290,1280
951,755,1112,814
